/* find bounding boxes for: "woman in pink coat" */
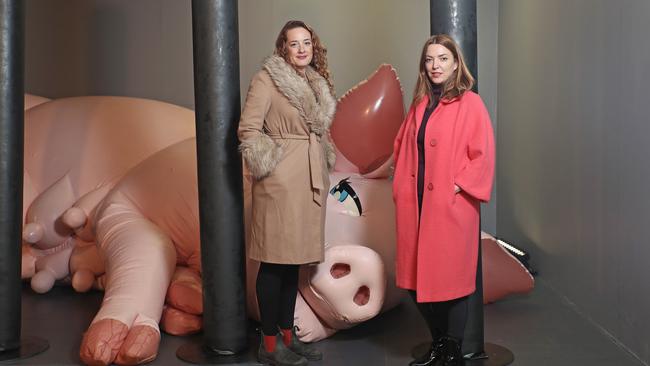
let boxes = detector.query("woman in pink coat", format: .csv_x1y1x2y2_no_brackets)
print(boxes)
393,34,495,366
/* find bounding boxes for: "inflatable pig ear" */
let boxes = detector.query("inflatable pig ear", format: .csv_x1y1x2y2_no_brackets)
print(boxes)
331,65,405,178
23,173,76,249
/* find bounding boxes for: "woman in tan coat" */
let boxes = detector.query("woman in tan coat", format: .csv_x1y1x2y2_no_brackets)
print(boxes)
238,20,336,366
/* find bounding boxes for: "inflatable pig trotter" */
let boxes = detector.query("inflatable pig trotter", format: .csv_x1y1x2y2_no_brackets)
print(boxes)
21,66,532,366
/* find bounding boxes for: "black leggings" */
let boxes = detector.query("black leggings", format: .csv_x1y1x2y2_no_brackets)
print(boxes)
409,291,469,341
256,262,300,336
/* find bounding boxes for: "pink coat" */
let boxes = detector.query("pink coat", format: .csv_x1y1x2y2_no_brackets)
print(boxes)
393,91,495,302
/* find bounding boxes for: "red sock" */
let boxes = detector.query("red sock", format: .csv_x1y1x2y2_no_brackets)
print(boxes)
263,334,277,353
280,328,292,346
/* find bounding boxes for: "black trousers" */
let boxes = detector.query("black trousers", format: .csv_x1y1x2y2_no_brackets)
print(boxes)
409,291,469,341
256,262,300,336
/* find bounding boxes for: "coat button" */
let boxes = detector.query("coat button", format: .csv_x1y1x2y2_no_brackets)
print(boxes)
429,139,437,147
427,183,434,190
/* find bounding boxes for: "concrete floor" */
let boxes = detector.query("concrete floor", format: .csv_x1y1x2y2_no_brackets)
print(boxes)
6,278,645,365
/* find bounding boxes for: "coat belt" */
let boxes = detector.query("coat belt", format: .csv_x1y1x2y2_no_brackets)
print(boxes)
267,132,324,205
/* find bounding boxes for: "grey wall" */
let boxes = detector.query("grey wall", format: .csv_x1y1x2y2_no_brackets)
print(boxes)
497,0,650,363
25,0,195,108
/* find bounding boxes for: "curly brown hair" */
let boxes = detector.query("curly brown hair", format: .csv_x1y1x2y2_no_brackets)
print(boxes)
274,20,334,94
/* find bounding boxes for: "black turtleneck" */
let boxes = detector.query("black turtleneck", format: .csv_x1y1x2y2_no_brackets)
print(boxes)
417,89,441,216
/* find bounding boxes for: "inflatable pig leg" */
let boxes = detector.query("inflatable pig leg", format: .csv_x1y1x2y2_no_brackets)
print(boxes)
80,196,176,366
161,266,203,335
81,140,204,364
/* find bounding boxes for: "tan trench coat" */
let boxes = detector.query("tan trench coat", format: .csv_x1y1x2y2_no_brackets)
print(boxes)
238,55,336,264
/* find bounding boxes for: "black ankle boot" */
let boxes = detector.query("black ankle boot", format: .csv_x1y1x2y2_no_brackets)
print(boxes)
258,333,308,366
409,338,444,366
438,336,465,366
283,326,323,361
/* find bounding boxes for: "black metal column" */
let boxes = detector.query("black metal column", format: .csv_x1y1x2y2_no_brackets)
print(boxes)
430,0,478,91
178,0,248,363
0,0,48,361
0,0,24,353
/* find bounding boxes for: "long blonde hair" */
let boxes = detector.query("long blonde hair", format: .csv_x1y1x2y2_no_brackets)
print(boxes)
274,20,334,93
412,34,474,107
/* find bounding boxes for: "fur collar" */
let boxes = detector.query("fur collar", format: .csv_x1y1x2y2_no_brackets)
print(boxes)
262,55,336,137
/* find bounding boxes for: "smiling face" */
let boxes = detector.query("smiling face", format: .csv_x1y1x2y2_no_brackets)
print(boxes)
285,26,313,72
424,43,458,85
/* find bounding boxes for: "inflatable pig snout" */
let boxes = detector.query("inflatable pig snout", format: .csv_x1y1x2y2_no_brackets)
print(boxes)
299,244,386,330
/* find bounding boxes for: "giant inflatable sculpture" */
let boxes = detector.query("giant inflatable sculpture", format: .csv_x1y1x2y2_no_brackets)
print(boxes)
19,66,533,365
